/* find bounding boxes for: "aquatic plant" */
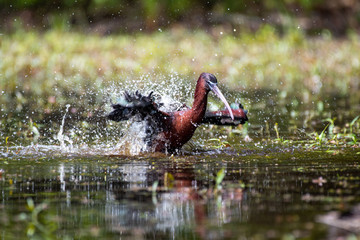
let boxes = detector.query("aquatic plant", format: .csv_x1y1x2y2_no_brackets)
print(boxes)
324,118,336,138
274,122,289,144
5,136,10,153
349,116,359,135
18,198,57,239
302,115,360,149
207,138,231,149
215,168,226,191
316,123,330,146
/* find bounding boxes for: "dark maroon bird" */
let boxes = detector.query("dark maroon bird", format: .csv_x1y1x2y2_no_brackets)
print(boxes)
108,73,248,153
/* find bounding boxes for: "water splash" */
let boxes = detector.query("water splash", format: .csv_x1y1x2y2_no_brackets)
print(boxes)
56,104,74,152
101,72,248,155
106,72,193,112
2,73,243,157
110,121,149,155
103,73,195,155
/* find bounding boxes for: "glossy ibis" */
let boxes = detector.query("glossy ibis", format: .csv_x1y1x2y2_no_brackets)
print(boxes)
108,73,248,153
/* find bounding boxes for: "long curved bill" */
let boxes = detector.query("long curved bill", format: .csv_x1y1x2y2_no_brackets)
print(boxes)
208,83,234,120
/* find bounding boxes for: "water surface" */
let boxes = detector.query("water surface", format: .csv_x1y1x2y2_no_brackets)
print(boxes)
1,139,359,239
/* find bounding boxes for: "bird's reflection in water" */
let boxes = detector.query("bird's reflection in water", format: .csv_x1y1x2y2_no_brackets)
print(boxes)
106,161,245,239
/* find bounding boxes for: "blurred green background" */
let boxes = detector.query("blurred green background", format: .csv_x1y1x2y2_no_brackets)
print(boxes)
1,0,360,144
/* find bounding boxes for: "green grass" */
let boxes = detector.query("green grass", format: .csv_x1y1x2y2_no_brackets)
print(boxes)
1,27,360,112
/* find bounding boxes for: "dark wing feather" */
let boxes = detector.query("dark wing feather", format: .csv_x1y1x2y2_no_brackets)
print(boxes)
107,91,171,149
108,91,169,122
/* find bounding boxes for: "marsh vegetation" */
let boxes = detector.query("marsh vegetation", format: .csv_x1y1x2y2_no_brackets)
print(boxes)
1,2,360,238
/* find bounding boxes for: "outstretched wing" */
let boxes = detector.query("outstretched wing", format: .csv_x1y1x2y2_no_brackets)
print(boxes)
107,91,170,122
107,91,172,149
202,103,248,126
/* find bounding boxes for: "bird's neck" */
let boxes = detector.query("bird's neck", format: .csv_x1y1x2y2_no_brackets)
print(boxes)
190,84,209,124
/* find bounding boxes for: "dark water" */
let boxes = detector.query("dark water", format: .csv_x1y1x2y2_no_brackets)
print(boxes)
1,143,359,239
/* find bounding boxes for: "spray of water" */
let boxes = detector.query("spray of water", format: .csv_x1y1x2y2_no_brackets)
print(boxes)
56,104,74,152
3,72,240,157
104,72,193,155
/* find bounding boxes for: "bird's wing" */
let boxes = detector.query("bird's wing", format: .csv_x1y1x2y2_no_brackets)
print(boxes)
202,103,248,126
107,91,171,123
107,91,172,149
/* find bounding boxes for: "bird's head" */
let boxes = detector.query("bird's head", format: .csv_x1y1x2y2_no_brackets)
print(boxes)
200,72,234,120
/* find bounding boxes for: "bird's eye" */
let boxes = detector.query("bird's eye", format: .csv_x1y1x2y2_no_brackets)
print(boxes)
207,74,218,84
